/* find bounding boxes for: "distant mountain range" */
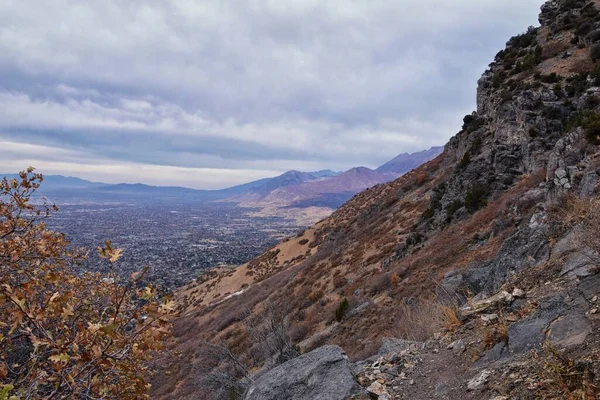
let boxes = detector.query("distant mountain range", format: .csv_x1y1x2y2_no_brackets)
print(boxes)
231,147,443,210
376,147,445,174
2,146,442,213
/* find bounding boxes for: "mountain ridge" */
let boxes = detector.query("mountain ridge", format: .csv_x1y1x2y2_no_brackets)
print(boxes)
1,148,438,197
5,148,441,222
232,147,443,218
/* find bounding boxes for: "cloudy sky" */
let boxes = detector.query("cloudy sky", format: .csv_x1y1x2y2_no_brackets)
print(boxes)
1,0,542,189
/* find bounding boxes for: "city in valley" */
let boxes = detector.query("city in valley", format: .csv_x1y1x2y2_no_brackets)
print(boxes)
46,198,301,289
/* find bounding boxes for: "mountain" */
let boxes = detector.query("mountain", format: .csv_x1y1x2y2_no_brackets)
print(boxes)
264,166,389,206
307,169,341,179
1,174,106,190
376,146,443,174
3,150,435,215
247,170,323,196
98,177,278,200
155,2,600,398
233,148,444,217
99,183,203,196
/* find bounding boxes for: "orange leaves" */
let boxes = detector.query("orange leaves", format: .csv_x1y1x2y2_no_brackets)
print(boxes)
97,240,123,263
0,169,172,399
49,291,60,303
87,322,102,333
160,299,175,313
49,353,70,364
7,294,26,312
140,285,154,300
61,304,74,319
130,265,149,281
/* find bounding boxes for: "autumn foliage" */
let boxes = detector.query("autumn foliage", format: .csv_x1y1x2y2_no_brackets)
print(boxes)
0,169,171,399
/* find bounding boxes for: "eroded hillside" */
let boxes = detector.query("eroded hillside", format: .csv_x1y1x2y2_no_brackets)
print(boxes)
153,1,600,398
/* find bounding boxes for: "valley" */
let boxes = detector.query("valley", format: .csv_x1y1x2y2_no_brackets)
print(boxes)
45,199,300,289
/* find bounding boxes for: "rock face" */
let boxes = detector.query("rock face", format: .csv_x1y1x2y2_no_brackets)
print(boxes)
244,346,363,400
441,226,550,301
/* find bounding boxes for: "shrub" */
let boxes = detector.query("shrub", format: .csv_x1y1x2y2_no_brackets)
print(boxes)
529,127,539,137
492,71,508,88
585,95,600,108
462,114,485,132
393,302,444,341
540,72,561,83
393,301,462,341
465,184,490,212
422,184,446,221
462,114,476,130
440,303,463,332
406,232,425,247
368,274,392,294
476,312,508,351
334,298,350,322
565,73,589,97
566,110,600,144
533,343,600,399
459,152,471,168
506,26,538,49
576,198,600,269
445,199,464,222
248,302,299,366
298,238,309,245
500,89,514,102
0,169,171,399
519,46,543,71
575,22,593,36
582,2,599,17
553,83,564,98
542,105,564,120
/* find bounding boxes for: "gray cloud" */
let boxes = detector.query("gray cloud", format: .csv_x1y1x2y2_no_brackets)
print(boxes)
0,0,542,188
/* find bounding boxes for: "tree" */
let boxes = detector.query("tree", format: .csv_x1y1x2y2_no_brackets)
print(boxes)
0,168,172,399
248,301,299,366
196,301,299,399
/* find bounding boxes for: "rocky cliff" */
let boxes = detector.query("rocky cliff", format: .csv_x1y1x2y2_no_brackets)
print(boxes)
153,1,600,398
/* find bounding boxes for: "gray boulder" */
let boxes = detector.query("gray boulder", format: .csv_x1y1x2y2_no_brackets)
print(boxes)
244,345,363,400
508,295,566,354
440,226,549,302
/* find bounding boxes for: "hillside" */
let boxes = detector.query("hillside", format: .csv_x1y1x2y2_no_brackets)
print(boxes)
154,1,600,399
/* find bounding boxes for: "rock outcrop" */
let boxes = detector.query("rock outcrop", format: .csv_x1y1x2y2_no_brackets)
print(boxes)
243,346,364,400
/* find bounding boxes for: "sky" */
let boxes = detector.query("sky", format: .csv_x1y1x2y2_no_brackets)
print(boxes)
1,0,542,189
